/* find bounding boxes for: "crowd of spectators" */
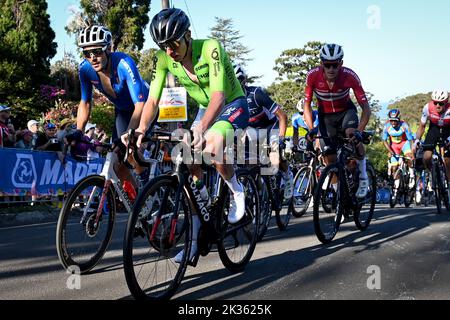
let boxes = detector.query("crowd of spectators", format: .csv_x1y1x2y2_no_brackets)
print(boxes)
0,104,109,161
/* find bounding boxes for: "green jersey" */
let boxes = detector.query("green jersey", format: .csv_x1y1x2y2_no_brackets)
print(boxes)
150,39,244,107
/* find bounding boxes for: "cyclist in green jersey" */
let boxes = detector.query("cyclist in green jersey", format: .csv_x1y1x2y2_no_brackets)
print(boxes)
122,8,251,263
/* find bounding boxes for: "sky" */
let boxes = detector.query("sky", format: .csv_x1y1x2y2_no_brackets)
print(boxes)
47,0,450,107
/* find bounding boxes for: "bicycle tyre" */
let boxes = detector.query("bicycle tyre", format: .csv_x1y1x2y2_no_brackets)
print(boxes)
56,175,116,274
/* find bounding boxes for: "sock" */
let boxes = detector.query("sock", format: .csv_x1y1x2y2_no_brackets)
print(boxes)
394,179,400,189
358,158,368,180
409,168,415,177
332,183,338,192
225,174,243,194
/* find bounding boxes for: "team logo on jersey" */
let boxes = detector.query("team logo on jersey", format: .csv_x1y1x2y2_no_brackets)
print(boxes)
173,63,178,69
211,48,220,61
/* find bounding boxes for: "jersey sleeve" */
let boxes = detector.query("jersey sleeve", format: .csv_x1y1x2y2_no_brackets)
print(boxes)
79,62,93,102
304,70,316,103
119,56,148,105
292,114,300,130
149,50,169,101
255,88,280,115
348,71,368,106
403,122,414,141
204,39,226,93
382,124,389,141
421,104,429,125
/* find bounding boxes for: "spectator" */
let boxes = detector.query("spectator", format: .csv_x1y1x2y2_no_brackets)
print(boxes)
14,129,34,149
34,123,62,152
66,123,99,162
0,105,16,148
57,118,75,142
27,120,41,147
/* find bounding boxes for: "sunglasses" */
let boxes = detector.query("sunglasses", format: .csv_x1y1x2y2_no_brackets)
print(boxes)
83,46,107,59
159,35,186,51
434,101,446,107
323,62,341,70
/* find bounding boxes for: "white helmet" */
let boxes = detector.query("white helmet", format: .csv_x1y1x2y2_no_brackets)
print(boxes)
431,89,449,102
320,44,344,61
233,64,248,83
78,25,112,48
296,99,305,113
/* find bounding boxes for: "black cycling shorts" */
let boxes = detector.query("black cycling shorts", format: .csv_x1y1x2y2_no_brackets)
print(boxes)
318,103,359,154
423,124,450,158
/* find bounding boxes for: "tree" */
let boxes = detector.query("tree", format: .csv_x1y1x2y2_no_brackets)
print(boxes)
209,17,252,66
267,41,325,119
66,0,151,58
0,0,57,122
50,52,80,101
138,48,158,84
387,93,430,130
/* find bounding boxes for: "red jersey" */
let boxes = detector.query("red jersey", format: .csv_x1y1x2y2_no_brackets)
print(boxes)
304,66,368,114
421,101,450,127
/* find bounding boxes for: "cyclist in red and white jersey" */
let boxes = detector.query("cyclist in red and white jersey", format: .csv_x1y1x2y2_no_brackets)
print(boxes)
415,89,450,181
303,44,372,198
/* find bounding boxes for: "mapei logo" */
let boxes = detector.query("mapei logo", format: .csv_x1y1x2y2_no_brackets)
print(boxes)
11,154,37,188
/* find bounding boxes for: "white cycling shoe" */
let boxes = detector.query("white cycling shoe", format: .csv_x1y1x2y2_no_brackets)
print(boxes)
283,171,294,199
228,190,246,224
356,179,370,199
174,240,198,264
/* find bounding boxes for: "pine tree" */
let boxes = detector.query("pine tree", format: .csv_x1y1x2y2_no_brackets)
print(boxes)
209,17,252,66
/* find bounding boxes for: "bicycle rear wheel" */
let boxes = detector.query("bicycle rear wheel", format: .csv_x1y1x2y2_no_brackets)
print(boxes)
56,175,116,274
292,166,314,218
218,168,260,273
313,164,343,244
251,169,271,242
123,175,190,300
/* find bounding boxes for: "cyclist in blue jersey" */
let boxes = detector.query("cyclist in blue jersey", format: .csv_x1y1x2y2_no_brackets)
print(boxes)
234,64,294,198
74,25,151,187
292,99,319,152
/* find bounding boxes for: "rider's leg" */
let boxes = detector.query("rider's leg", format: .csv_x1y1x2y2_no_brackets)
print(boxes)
206,121,246,224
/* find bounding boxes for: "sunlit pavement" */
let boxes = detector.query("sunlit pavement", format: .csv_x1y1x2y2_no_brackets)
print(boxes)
1,205,449,300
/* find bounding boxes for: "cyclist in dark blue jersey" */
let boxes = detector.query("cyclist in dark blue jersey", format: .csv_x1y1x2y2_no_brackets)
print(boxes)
74,25,151,186
234,64,294,199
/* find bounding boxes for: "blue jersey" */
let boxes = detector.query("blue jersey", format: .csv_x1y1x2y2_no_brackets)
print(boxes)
244,86,280,128
292,111,319,134
382,120,414,144
79,52,150,112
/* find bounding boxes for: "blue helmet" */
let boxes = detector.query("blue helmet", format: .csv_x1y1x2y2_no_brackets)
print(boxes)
388,109,401,121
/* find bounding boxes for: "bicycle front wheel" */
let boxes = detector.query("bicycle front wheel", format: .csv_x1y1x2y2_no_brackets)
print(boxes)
123,175,191,300
292,166,314,218
56,175,116,274
313,164,343,244
217,168,260,273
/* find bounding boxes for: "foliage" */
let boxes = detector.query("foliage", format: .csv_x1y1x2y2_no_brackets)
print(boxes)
65,0,151,59
50,52,81,101
0,0,57,122
209,17,252,66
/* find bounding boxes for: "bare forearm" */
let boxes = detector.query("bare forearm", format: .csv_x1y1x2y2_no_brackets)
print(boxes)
304,102,314,130
416,125,426,141
77,101,91,131
384,141,394,153
277,109,288,137
127,102,145,131
358,104,371,131
137,97,159,133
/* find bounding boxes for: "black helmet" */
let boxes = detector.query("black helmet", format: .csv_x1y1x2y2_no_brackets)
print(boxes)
150,8,190,48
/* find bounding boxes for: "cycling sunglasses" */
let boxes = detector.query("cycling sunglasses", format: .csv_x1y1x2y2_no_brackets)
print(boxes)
323,62,341,70
433,101,447,107
83,45,107,59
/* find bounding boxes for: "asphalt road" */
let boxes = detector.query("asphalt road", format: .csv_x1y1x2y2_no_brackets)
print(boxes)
1,205,450,300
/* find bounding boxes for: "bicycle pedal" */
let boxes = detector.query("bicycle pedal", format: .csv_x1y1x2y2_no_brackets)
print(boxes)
187,254,200,268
